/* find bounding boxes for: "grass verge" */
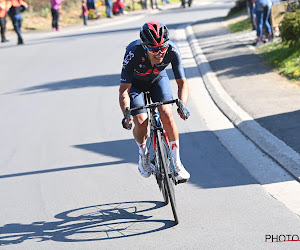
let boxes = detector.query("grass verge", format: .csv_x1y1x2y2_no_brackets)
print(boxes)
258,41,300,82
228,17,252,32
225,6,247,20
228,17,300,83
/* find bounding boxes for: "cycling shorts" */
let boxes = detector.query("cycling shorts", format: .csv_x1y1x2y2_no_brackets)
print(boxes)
129,73,173,116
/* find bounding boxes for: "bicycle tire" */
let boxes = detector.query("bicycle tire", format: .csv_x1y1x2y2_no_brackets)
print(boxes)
156,130,179,224
153,135,169,205
155,169,169,205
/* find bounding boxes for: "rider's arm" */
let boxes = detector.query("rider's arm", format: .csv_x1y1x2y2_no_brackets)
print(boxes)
119,83,132,115
119,82,134,129
119,41,137,114
169,41,189,104
176,78,189,104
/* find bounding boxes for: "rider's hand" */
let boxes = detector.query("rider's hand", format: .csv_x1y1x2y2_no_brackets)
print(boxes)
122,115,133,130
177,99,190,120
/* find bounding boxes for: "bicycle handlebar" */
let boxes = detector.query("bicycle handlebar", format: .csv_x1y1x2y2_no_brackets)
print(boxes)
126,99,177,114
124,98,189,126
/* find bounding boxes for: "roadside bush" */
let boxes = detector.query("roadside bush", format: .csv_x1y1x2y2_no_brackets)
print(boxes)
40,7,50,18
279,9,300,46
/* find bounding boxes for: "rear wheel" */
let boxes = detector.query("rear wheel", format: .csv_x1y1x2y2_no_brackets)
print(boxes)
156,130,178,224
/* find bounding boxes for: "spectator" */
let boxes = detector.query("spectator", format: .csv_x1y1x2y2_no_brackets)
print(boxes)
271,0,285,37
86,0,95,9
82,0,88,25
181,0,193,8
105,0,113,18
253,0,273,46
7,0,28,45
247,0,256,30
50,0,63,32
0,0,9,42
150,0,159,9
112,0,124,15
181,0,192,8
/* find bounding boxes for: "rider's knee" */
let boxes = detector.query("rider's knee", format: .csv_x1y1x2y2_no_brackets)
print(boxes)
160,107,175,127
134,113,148,129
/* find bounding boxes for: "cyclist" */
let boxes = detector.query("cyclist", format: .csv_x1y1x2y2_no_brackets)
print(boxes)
119,21,190,182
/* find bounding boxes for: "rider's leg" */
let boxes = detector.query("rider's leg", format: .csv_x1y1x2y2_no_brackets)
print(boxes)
158,104,180,163
158,104,178,141
129,88,151,177
133,112,149,154
159,105,190,181
150,74,181,163
150,75,190,181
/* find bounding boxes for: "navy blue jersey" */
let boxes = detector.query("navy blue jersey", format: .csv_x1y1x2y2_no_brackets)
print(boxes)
120,39,185,89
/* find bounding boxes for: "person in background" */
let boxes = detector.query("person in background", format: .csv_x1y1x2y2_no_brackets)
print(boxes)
247,0,256,30
7,0,28,45
86,0,95,9
105,0,113,18
0,0,9,42
270,0,282,37
82,0,88,25
181,0,192,8
50,0,63,31
253,0,273,46
150,0,159,9
112,0,124,15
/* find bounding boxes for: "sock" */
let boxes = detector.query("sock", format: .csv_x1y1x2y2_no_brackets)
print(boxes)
136,140,148,155
170,140,181,165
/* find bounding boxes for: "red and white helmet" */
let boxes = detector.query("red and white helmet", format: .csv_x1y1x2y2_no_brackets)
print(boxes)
140,21,169,47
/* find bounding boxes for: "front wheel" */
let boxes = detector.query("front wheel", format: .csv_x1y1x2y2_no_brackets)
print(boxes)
154,161,169,205
156,130,178,224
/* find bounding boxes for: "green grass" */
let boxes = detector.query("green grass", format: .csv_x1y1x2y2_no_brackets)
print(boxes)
225,7,247,20
228,16,300,82
228,17,252,32
259,41,300,81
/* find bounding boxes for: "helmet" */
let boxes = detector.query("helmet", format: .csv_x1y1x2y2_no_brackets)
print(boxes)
140,21,169,47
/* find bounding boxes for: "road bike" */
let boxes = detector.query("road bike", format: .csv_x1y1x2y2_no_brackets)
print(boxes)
125,92,189,225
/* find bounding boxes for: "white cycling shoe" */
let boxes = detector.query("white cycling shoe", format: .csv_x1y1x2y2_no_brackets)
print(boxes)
175,162,190,182
138,153,151,178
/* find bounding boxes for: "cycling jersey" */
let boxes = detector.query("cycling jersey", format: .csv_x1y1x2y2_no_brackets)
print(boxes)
121,39,185,91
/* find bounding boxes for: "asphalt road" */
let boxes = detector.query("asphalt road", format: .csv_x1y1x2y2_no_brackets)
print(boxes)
0,0,299,249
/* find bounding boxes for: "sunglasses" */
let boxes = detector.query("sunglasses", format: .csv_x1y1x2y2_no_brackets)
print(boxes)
143,43,169,54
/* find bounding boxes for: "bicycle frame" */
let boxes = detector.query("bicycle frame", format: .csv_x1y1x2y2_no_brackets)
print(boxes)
125,92,181,224
143,92,177,178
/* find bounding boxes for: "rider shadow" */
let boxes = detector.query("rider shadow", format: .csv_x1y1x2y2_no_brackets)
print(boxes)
0,201,174,246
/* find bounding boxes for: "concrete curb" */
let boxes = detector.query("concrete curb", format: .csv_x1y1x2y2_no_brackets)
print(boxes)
185,25,300,182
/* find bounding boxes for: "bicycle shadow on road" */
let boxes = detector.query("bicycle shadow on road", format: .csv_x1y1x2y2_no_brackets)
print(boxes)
74,131,258,189
0,201,174,246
